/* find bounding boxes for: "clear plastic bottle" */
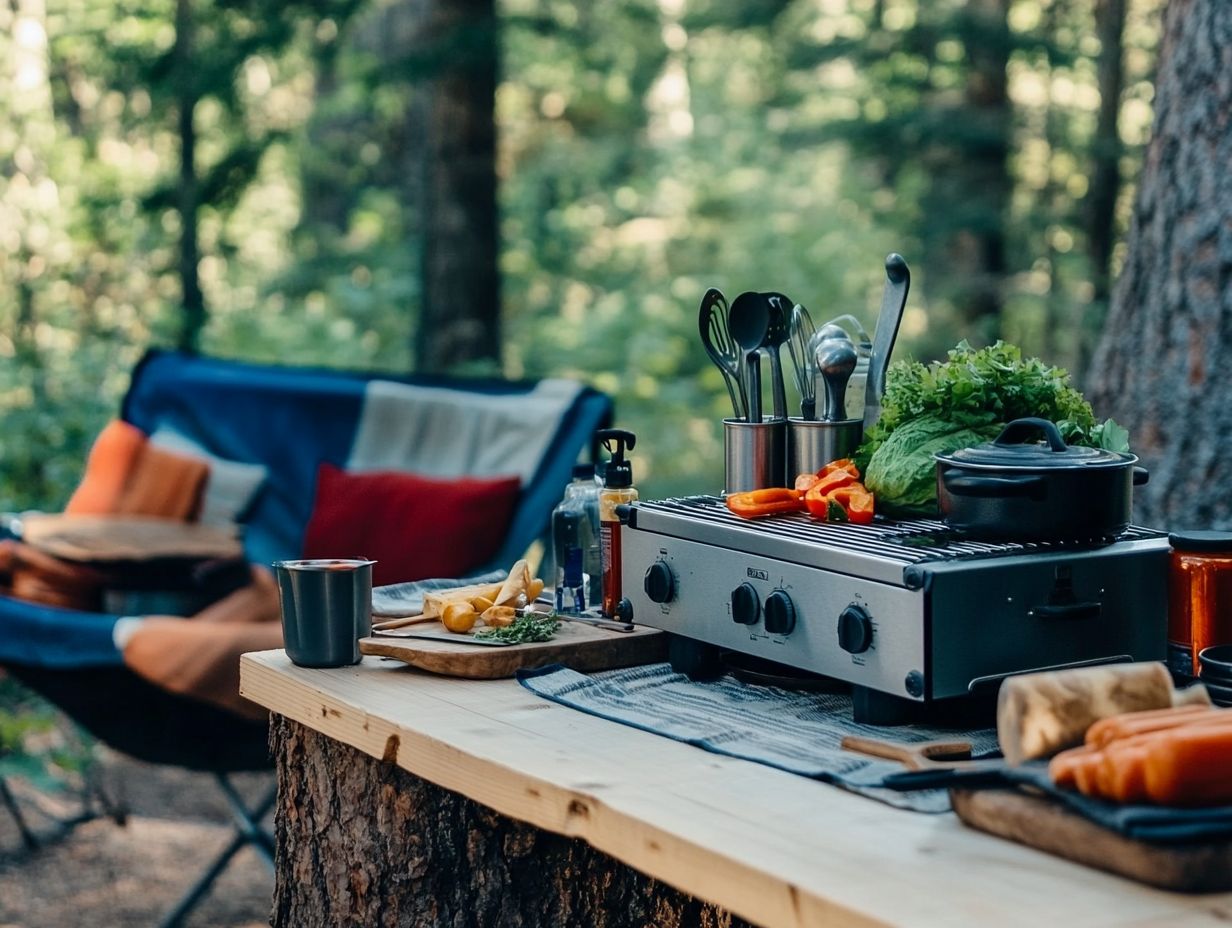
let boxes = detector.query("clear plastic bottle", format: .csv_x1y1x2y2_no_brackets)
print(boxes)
552,465,601,614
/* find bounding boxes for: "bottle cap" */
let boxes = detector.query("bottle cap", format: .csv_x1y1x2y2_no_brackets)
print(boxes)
571,463,595,481
597,429,636,489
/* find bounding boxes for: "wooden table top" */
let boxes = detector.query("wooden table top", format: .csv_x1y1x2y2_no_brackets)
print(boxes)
240,650,1232,928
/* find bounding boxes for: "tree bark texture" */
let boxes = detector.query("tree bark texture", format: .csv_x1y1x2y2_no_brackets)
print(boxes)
1087,0,1232,530
269,715,753,928
413,0,501,374
174,0,205,354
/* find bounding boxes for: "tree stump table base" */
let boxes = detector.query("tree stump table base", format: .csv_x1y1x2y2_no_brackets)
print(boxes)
270,716,754,927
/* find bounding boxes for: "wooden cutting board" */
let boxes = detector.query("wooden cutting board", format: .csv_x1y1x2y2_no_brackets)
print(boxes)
359,620,666,679
951,788,1232,893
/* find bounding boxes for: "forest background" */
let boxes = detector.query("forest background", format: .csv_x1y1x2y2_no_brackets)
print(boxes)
1,0,1165,508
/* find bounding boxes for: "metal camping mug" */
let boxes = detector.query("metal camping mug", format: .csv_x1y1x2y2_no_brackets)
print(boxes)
273,558,375,668
723,418,787,493
787,418,863,480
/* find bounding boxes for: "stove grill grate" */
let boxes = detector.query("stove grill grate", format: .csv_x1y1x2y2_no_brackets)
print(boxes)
639,496,1162,565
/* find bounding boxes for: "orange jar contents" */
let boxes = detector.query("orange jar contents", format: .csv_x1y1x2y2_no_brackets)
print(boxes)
1168,531,1232,680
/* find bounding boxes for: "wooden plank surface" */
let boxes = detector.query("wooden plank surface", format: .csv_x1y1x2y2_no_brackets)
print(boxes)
240,650,1232,928
359,620,665,678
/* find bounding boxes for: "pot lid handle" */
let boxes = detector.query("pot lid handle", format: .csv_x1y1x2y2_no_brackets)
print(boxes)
993,417,1069,453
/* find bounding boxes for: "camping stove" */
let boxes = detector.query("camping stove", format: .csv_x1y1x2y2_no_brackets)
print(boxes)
619,497,1168,722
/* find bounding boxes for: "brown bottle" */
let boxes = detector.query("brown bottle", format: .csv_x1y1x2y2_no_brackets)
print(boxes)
597,429,637,618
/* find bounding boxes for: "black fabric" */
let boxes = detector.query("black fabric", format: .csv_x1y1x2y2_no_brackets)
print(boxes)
8,664,269,773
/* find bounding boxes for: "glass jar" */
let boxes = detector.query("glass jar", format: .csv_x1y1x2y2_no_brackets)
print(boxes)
1168,530,1232,680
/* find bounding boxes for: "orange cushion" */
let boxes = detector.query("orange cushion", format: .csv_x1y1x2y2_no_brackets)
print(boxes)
65,420,208,521
65,420,148,514
301,463,521,587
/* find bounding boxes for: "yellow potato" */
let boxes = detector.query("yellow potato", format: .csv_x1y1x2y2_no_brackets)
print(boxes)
470,596,496,612
441,602,478,633
480,605,517,628
423,582,503,619
527,578,545,601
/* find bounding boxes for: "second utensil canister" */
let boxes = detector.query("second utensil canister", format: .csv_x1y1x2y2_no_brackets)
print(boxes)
724,418,786,493
787,418,863,480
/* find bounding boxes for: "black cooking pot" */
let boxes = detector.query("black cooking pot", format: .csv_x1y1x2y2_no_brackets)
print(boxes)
934,417,1148,541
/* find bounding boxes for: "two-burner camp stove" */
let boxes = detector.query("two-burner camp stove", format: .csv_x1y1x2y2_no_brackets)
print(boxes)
619,497,1168,723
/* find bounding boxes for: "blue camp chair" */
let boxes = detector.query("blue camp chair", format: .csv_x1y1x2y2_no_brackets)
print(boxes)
0,348,613,926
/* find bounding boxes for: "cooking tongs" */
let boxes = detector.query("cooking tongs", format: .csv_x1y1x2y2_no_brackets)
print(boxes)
862,254,911,432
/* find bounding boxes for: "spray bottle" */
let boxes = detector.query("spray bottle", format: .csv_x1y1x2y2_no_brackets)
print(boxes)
597,429,638,618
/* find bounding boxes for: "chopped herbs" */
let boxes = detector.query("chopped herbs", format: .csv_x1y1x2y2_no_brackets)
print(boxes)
473,611,560,644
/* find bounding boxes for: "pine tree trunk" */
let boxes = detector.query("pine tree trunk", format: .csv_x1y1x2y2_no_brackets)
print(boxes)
174,0,205,354
1086,0,1232,529
954,0,1011,345
413,0,501,374
269,715,753,928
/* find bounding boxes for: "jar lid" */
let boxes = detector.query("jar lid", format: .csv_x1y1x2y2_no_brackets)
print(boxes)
1169,530,1232,553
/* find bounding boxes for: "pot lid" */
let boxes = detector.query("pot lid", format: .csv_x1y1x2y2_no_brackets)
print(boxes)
1169,530,1232,553
939,417,1128,468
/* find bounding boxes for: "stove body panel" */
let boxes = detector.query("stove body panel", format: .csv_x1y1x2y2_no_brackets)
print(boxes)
622,529,926,699
620,497,1169,702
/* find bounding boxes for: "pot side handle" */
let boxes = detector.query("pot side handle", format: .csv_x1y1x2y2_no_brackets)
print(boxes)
1133,466,1149,486
940,469,1048,501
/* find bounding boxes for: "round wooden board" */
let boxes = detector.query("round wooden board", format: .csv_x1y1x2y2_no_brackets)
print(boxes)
359,620,666,679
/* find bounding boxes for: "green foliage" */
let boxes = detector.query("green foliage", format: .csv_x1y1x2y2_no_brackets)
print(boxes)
0,677,92,792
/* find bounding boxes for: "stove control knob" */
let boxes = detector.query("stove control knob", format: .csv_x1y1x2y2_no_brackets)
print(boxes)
731,583,761,626
763,590,796,635
643,561,676,604
837,604,873,654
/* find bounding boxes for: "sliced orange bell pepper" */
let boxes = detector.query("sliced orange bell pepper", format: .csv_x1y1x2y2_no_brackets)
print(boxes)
830,484,875,525
794,472,821,496
802,470,856,517
820,458,860,479
725,487,803,519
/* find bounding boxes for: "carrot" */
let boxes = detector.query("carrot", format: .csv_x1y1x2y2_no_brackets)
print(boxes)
1143,725,1232,806
1101,744,1151,804
1048,743,1097,788
1071,752,1105,796
1085,705,1220,748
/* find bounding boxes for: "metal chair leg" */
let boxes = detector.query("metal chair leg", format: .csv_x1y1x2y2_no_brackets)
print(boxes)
157,774,276,928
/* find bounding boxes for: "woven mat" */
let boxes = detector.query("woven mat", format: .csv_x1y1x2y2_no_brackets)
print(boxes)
519,662,999,813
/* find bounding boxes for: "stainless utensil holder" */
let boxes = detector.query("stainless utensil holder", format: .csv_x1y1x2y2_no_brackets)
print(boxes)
724,418,787,493
787,418,863,480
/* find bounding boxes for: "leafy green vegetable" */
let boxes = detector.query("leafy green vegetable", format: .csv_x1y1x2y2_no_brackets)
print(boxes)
474,612,561,644
864,415,1002,516
855,340,1129,514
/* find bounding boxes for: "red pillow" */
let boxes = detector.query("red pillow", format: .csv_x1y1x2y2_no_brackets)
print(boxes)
302,463,521,587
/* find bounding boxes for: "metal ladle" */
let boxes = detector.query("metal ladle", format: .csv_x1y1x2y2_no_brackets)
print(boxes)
815,337,858,421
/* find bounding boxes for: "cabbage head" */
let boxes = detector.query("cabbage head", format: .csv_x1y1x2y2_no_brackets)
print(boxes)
864,415,1002,517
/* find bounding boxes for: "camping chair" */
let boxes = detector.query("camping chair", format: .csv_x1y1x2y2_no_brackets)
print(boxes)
0,348,614,927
